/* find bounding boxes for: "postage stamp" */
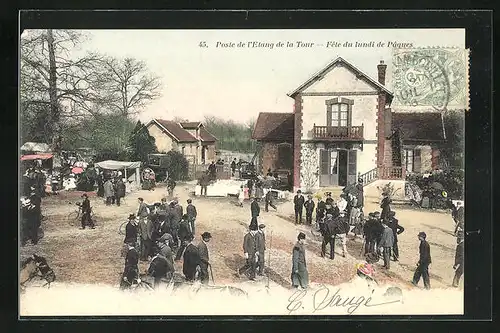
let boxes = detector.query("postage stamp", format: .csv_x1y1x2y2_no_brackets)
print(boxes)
392,48,470,111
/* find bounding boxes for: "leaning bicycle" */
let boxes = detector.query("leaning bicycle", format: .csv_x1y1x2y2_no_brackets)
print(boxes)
67,203,101,227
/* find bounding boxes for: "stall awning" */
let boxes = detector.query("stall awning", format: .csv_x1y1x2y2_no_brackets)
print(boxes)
94,160,141,170
20,153,53,161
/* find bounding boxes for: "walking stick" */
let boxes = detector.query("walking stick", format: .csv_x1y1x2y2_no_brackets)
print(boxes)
208,263,215,285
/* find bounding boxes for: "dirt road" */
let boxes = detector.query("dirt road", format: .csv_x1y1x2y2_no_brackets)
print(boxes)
21,182,462,291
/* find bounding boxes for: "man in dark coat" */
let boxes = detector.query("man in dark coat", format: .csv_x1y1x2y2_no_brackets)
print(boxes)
79,193,94,229
378,222,395,269
355,177,364,211
291,232,308,289
197,232,212,284
363,212,383,255
148,249,174,288
385,211,404,261
183,234,201,282
316,196,326,223
120,242,139,290
250,197,260,219
124,214,138,246
304,195,315,225
293,190,305,224
157,233,174,269
175,215,193,261
238,224,260,280
332,212,350,258
412,231,432,289
452,235,464,288
231,159,237,177
115,178,126,206
208,161,217,181
199,171,210,196
321,214,336,259
256,224,266,276
264,188,277,212
186,199,197,235
168,201,182,249
380,192,392,221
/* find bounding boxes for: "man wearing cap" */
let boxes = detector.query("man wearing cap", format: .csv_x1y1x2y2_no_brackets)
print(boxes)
452,233,464,288
182,234,201,282
378,221,395,269
238,224,260,280
148,247,174,289
104,178,114,206
256,224,266,276
115,177,126,207
250,196,260,219
291,232,308,289
157,233,174,268
79,193,94,229
316,196,326,229
293,190,305,224
186,199,197,235
386,211,404,261
304,195,315,226
332,211,350,258
412,232,431,289
197,232,212,284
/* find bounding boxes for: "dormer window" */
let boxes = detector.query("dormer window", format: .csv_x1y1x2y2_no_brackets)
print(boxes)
326,97,354,128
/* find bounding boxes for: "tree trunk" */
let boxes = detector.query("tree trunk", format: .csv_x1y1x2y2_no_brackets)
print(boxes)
46,29,61,152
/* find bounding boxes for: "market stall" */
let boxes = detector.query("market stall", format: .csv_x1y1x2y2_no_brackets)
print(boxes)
94,160,142,190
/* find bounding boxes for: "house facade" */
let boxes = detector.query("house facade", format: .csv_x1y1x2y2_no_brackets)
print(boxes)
252,112,294,175
253,57,447,192
145,119,217,165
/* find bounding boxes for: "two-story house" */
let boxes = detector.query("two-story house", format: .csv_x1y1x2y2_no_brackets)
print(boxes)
145,119,217,165
254,57,447,193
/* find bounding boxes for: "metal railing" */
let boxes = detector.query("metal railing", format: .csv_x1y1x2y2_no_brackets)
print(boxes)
312,124,364,140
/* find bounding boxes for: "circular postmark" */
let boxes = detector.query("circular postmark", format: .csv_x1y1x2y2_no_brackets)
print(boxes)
392,49,466,110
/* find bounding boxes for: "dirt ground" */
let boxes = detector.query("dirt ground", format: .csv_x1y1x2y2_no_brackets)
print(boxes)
20,182,462,291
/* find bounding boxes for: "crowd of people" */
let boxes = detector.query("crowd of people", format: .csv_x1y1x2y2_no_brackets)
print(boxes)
119,196,214,289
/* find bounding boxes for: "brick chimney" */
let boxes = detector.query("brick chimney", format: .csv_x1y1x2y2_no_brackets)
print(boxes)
377,60,387,86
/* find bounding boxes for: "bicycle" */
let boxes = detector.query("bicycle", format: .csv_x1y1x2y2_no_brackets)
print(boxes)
67,203,101,227
118,221,128,235
120,273,154,291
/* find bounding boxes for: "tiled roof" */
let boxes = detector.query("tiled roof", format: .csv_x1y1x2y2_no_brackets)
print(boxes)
199,127,217,142
391,112,446,142
154,119,197,142
252,112,294,141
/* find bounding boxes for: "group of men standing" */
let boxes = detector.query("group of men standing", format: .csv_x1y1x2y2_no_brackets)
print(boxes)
237,220,267,280
121,196,214,289
101,177,126,206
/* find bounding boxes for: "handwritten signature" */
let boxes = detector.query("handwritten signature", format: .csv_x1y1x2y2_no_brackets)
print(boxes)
286,285,401,315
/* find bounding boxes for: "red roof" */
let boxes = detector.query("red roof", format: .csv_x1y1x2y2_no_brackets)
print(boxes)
20,153,53,161
199,127,217,142
252,112,294,141
153,119,217,143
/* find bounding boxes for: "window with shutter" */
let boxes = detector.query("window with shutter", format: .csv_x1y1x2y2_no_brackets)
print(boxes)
320,149,329,175
348,150,357,175
413,149,421,173
330,150,338,174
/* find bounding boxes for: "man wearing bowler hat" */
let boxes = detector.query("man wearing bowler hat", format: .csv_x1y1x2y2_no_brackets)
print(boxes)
197,232,212,284
412,231,432,289
79,193,94,229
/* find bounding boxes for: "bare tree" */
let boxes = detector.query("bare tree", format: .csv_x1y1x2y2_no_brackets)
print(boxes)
98,57,162,117
20,29,105,149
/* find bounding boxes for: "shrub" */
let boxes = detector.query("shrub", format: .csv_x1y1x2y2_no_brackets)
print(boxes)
405,169,464,200
163,150,189,181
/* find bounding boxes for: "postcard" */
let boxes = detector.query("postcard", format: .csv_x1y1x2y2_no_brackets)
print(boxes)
19,27,467,316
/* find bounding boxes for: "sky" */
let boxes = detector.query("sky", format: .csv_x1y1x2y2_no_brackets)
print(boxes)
52,29,465,124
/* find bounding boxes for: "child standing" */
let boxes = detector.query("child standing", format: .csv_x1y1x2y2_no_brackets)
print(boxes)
238,185,245,207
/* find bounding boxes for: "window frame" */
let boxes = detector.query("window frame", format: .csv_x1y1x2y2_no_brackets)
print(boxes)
326,97,354,128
